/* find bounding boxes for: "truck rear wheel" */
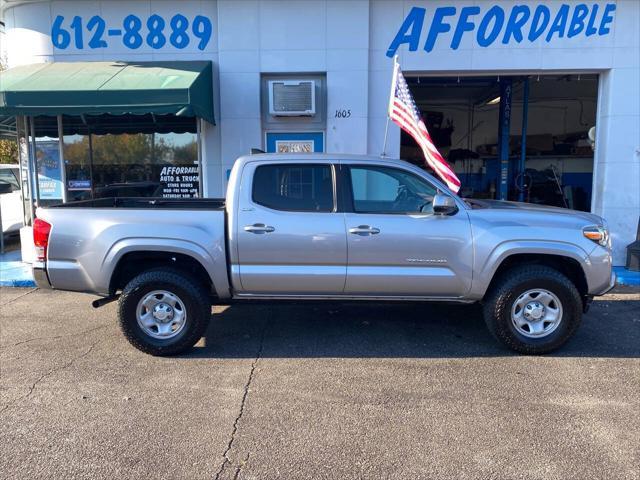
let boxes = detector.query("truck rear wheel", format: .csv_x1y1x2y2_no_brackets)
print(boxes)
117,269,211,356
483,265,583,354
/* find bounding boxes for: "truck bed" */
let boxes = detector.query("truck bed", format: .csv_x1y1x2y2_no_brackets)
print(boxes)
36,199,230,297
49,197,226,210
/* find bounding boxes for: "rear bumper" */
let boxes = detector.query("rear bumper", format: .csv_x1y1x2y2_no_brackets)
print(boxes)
32,262,52,289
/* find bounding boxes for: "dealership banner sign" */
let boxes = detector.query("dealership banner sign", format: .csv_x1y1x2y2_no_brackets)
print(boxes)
35,140,64,200
387,3,616,57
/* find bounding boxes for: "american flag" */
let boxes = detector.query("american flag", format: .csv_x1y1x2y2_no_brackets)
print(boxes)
388,60,461,193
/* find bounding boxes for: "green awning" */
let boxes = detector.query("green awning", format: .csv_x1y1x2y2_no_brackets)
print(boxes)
0,61,215,125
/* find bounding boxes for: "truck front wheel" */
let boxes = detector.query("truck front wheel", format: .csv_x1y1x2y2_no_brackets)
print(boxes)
117,269,211,356
483,265,583,354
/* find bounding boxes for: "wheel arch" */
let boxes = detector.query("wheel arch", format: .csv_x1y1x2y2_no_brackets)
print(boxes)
107,247,216,298
485,253,588,297
474,242,591,300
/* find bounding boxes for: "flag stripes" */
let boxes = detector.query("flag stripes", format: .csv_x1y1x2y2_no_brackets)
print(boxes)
388,60,461,193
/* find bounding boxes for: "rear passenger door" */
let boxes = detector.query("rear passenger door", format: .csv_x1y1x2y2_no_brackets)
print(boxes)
235,162,347,295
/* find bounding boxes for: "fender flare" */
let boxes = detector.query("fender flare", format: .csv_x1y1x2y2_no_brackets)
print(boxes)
98,237,230,297
470,240,591,298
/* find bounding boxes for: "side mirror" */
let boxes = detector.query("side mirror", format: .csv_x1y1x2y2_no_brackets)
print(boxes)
433,193,458,215
0,183,14,194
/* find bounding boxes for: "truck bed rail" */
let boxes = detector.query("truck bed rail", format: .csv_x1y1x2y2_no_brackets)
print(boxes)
48,197,226,210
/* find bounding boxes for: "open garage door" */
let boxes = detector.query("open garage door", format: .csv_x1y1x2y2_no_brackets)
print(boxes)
402,74,598,212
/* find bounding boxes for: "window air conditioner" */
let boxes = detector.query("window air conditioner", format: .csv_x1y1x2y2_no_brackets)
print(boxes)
268,80,316,116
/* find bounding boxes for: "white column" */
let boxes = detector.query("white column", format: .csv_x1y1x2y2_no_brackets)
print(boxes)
592,1,640,266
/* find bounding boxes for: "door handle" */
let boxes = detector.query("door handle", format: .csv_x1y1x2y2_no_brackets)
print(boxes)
244,223,275,234
349,225,380,236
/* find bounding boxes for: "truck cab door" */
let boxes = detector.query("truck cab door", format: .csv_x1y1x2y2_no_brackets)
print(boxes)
342,164,473,297
233,161,347,295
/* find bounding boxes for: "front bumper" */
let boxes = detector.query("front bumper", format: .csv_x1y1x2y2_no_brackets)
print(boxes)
600,271,617,295
32,262,52,289
586,245,616,296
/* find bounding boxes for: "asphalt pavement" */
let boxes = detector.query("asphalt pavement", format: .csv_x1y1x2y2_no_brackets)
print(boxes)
1,287,639,479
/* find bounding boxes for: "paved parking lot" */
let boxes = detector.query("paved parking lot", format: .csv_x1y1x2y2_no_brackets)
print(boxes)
1,287,639,479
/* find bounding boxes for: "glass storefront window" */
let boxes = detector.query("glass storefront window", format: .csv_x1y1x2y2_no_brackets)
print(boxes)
62,128,93,201
154,133,199,198
60,116,199,200
90,133,155,198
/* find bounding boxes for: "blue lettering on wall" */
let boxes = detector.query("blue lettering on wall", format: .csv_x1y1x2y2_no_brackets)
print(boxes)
451,6,480,50
502,5,530,44
386,7,426,57
586,4,600,36
599,4,616,35
51,14,213,50
567,4,589,38
528,5,551,42
546,4,570,42
424,6,456,53
386,3,616,57
477,6,505,47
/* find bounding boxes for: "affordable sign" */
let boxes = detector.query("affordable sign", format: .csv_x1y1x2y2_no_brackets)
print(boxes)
386,3,616,57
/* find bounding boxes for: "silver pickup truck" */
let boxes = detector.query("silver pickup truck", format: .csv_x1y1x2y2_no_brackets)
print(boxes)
32,154,615,356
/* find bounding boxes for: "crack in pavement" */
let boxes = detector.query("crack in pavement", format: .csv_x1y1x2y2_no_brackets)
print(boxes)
0,337,102,414
0,288,38,307
0,324,109,350
232,453,250,480
213,308,270,480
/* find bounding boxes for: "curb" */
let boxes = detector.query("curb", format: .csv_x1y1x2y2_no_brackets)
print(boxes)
613,267,640,287
0,279,37,287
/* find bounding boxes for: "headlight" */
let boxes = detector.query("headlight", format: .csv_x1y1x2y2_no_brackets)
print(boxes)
583,225,609,247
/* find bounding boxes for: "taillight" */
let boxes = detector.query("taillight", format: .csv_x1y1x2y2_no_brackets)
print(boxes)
33,218,52,261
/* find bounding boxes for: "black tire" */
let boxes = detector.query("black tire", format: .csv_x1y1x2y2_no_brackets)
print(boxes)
483,265,583,354
117,269,211,356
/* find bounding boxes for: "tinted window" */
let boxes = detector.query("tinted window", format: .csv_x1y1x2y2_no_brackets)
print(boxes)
253,164,334,212
349,166,437,214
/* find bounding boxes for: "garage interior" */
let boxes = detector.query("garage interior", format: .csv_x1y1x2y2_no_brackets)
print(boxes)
402,74,598,212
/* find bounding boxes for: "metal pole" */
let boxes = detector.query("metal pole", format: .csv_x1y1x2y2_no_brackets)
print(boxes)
497,78,513,200
518,78,529,202
88,128,95,199
57,115,68,203
29,117,41,210
381,56,400,157
18,116,33,225
381,116,391,157
196,118,203,198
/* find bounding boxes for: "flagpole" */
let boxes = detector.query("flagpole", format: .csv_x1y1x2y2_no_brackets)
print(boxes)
381,55,399,157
